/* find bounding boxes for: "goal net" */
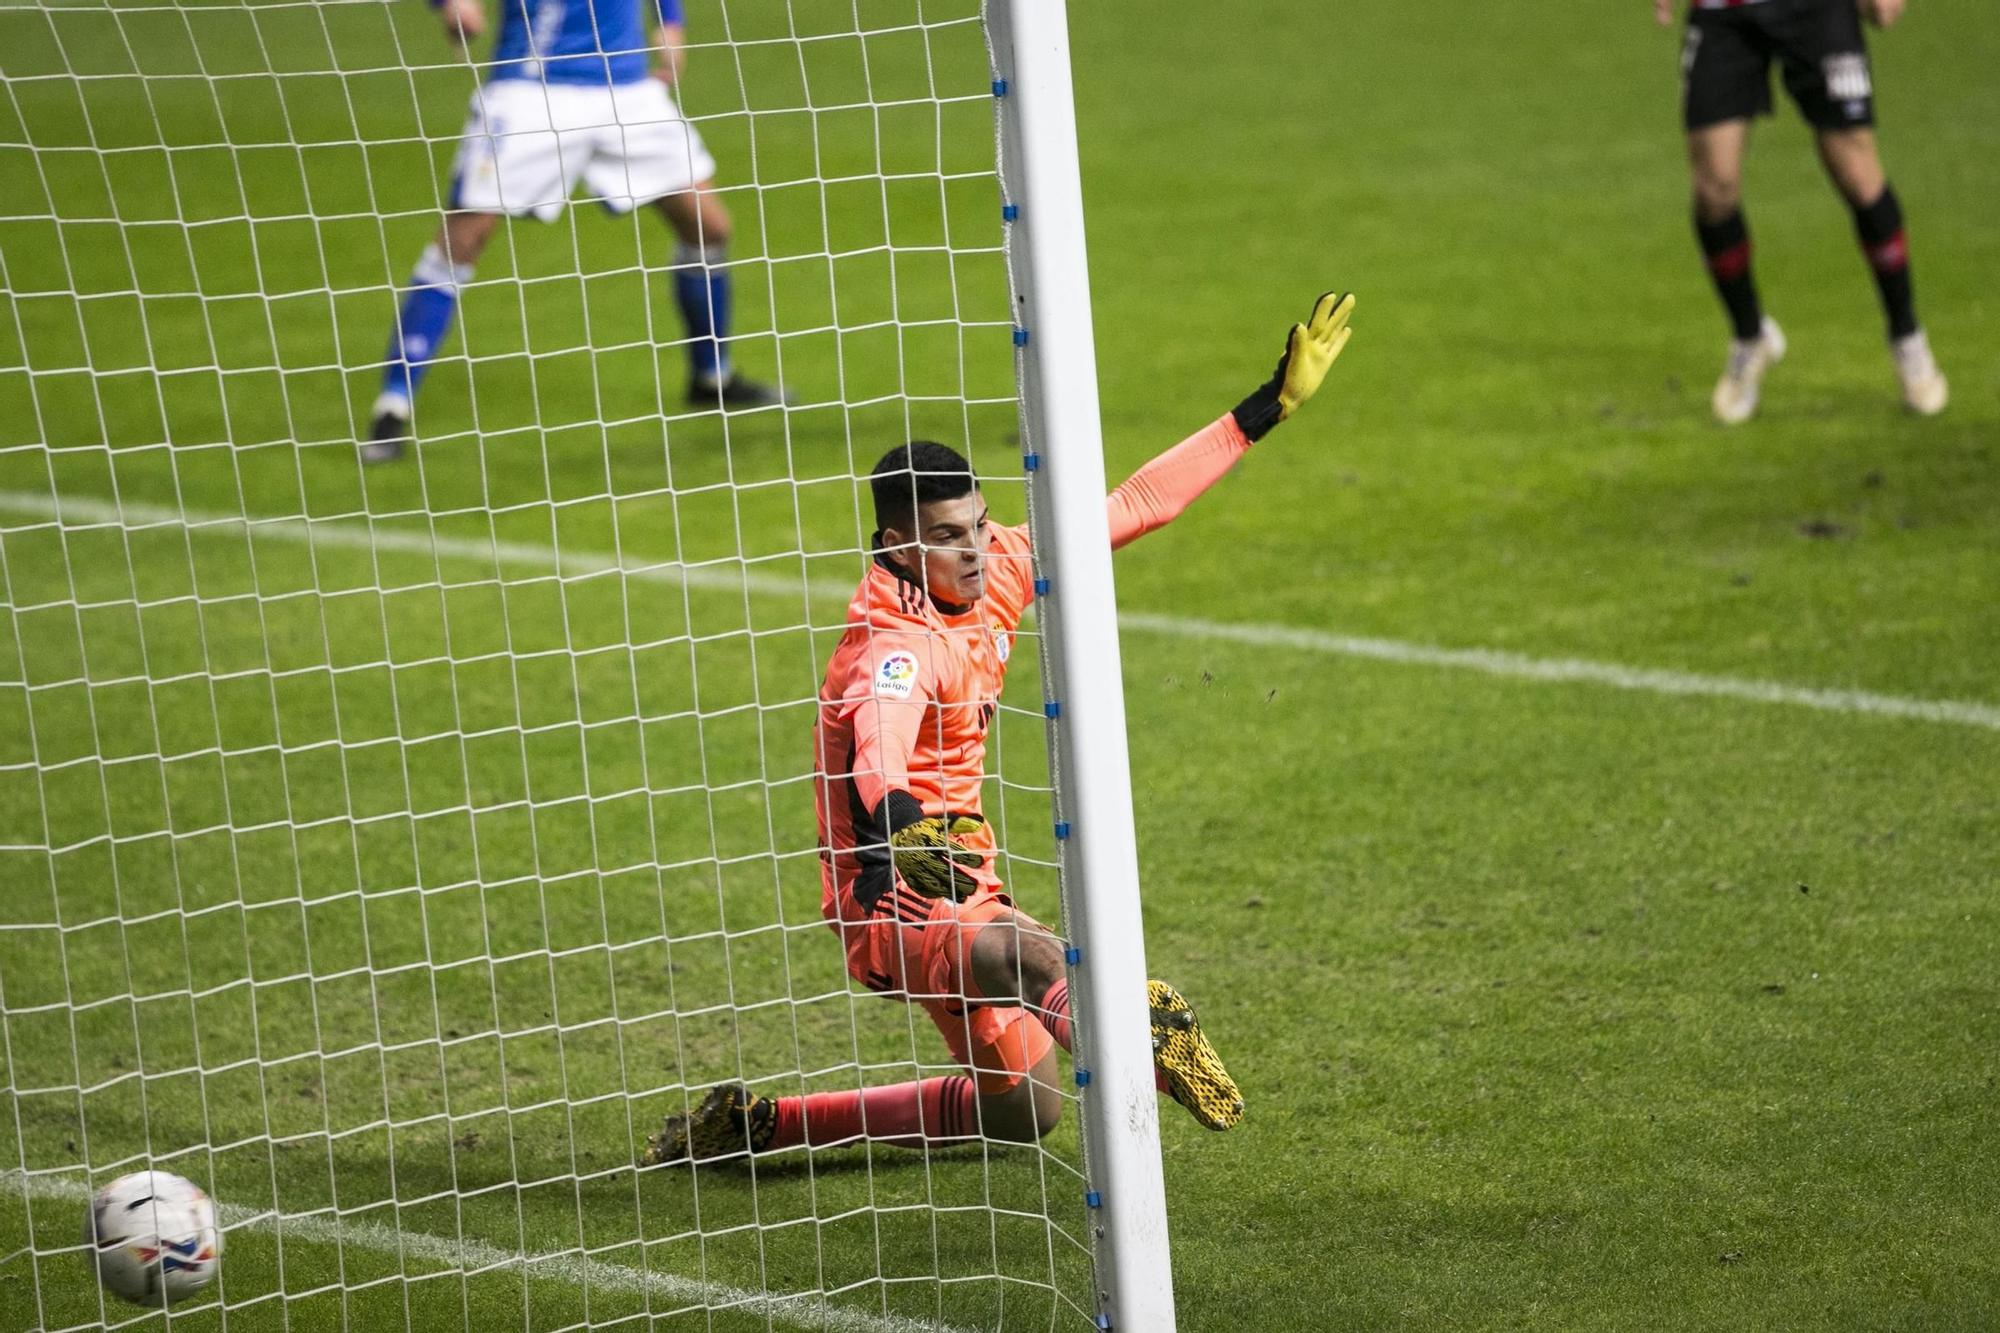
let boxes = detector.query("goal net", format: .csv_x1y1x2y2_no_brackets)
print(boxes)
0,0,1172,1330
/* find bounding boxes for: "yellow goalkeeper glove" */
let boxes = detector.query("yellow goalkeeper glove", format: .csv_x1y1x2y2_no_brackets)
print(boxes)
1231,291,1356,441
890,814,987,900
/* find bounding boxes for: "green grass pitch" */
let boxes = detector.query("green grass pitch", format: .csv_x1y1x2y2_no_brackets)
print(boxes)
4,0,1998,1329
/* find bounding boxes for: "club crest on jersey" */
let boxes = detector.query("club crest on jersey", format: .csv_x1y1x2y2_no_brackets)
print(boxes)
991,621,1012,664
875,651,919,699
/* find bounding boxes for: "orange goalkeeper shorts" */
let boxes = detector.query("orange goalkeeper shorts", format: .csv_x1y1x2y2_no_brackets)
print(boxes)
829,874,1055,1095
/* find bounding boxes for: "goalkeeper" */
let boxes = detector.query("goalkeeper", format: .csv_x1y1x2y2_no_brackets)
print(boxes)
643,293,1356,1163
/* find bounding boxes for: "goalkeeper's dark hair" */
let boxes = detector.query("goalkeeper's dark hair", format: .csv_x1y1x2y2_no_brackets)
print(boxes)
870,441,977,538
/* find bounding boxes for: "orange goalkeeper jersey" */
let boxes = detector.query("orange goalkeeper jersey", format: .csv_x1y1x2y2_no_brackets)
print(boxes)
813,411,1253,912
813,519,1033,910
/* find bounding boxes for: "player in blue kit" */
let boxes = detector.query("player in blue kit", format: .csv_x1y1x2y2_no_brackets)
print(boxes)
364,0,787,463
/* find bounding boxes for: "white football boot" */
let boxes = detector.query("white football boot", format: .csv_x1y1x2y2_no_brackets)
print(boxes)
1890,329,1948,416
1711,317,1786,425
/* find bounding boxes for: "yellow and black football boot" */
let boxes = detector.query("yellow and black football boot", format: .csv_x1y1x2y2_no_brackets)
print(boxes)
1148,980,1243,1131
640,1083,776,1166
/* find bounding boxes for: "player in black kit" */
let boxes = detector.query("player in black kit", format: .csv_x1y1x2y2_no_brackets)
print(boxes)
1658,0,1947,423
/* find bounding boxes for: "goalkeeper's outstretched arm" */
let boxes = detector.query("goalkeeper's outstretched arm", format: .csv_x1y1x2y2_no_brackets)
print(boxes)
1106,291,1354,550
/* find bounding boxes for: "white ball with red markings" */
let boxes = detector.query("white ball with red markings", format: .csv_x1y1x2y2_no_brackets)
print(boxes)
84,1170,222,1305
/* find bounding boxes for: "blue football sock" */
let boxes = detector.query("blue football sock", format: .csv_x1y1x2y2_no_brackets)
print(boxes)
673,238,732,383
381,243,473,406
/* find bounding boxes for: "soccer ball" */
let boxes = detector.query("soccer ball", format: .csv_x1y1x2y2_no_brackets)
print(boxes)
83,1170,222,1305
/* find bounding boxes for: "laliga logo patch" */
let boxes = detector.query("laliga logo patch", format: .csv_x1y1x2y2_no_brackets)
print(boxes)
875,651,918,699
991,621,1012,664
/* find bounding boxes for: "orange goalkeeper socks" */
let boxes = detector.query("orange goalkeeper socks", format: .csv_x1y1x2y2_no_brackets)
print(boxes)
1036,978,1171,1095
769,1076,978,1150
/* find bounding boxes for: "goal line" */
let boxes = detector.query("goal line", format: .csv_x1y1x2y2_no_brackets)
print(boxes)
1,1168,976,1333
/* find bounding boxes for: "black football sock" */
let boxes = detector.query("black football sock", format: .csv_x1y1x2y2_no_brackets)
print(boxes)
1851,185,1918,341
1694,208,1764,342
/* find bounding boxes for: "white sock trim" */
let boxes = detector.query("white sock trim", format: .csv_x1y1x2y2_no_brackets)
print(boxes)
411,242,474,292
673,238,729,267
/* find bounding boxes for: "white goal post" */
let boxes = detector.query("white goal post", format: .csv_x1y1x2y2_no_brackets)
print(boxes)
0,0,1176,1328
987,3,1177,1328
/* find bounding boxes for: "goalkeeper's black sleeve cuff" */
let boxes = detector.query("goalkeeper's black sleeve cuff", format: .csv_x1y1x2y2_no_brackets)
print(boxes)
872,789,929,838
1230,382,1283,443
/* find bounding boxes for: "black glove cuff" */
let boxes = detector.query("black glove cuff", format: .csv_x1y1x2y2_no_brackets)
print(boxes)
876,789,929,837
1231,380,1283,443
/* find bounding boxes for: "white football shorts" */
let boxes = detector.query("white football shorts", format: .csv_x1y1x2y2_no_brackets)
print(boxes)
449,79,717,220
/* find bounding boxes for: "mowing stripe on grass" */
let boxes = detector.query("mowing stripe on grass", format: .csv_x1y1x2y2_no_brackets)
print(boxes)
4,489,1997,733
4,1170,980,1333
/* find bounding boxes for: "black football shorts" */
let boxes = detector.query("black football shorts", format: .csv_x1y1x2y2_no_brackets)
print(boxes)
1681,0,1876,132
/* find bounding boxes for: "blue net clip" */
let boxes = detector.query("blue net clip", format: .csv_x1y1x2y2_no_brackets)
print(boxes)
1053,821,1070,840
1002,203,1018,222
1033,576,1050,595
1084,1190,1102,1209
1074,1067,1091,1087
1065,946,1080,965
992,78,1008,97
1043,700,1060,719
1022,452,1040,472
1012,327,1029,347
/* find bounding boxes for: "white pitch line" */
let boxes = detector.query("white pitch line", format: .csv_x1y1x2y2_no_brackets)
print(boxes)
0,488,819,601
4,489,1998,733
4,1170,977,1333
1122,612,2000,732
